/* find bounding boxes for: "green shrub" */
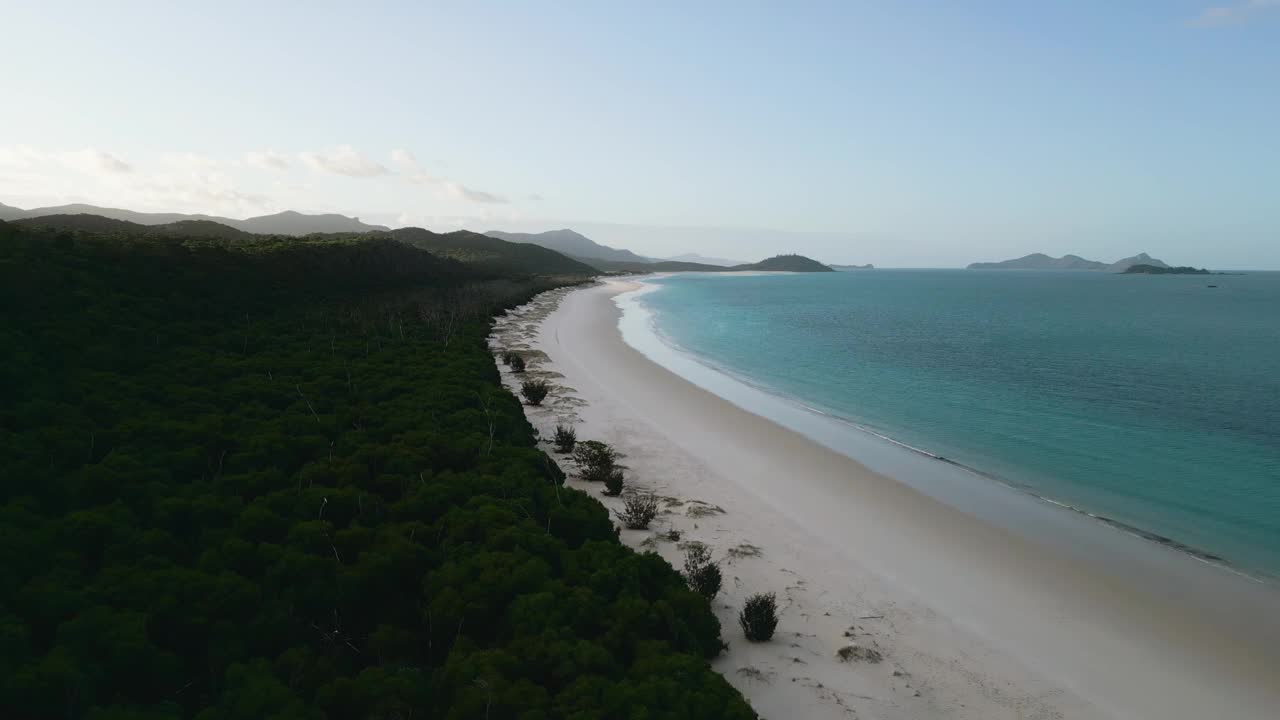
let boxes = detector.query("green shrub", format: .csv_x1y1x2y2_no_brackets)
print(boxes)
739,592,778,642
619,491,659,528
573,440,619,483
603,468,625,496
553,424,577,453
509,354,526,373
683,544,723,600
521,379,549,405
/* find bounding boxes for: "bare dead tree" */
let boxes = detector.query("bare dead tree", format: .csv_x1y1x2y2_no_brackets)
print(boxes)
296,384,320,423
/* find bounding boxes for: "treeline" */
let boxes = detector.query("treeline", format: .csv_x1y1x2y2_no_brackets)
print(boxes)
0,221,755,719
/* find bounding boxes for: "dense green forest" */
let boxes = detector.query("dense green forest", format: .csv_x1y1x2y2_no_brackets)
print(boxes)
0,220,755,719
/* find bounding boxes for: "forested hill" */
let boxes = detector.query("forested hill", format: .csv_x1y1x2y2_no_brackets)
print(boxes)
12,213,599,277
0,220,755,719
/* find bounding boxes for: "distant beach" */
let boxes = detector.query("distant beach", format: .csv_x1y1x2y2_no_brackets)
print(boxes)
493,278,1280,720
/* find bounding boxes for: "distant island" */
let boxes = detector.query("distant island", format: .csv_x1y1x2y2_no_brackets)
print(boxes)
1122,264,1210,275
746,254,832,272
831,263,874,270
967,252,1173,273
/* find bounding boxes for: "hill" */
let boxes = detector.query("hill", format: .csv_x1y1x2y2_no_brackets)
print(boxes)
237,209,385,235
16,214,260,242
486,228,653,264
1106,253,1169,273
967,253,1107,270
12,213,594,275
0,201,389,235
0,201,24,221
747,254,834,272
389,227,597,276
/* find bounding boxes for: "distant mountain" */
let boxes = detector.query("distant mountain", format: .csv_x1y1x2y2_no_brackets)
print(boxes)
16,214,256,241
12,209,594,276
0,201,24,221
664,253,746,267
967,253,1107,270
831,263,874,270
485,229,652,264
0,202,388,235
1106,253,1169,273
389,227,596,276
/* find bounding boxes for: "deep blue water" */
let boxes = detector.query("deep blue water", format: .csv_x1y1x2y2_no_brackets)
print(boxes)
638,270,1280,578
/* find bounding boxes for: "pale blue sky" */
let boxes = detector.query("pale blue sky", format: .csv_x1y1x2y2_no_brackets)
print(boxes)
2,1,1277,267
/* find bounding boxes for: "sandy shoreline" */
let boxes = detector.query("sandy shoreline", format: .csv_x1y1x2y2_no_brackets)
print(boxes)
491,279,1280,720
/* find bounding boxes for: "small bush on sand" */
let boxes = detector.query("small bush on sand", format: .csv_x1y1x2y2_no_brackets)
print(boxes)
520,379,549,405
508,355,526,373
501,350,520,366
573,440,619,483
739,592,778,642
618,491,659,529
683,544,723,600
552,424,577,454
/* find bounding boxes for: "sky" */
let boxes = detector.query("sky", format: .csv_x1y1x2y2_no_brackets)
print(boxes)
1,1,1277,268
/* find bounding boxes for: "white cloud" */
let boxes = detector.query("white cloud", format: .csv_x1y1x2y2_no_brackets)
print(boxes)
135,171,271,215
61,148,134,175
1189,0,1280,26
299,145,389,177
391,147,508,203
444,181,507,204
390,148,439,184
390,148,417,169
246,150,291,171
0,144,48,171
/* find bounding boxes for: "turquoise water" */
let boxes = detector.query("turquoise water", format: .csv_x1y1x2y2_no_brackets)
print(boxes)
637,270,1280,578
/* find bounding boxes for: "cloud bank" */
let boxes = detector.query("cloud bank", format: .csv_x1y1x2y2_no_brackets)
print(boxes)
299,146,389,177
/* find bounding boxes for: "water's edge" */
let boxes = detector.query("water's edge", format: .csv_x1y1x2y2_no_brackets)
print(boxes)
614,277,1271,587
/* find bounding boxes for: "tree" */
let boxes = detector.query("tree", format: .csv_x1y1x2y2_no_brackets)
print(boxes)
739,592,778,642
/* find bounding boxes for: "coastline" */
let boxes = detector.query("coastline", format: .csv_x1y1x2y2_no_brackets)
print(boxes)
492,279,1280,720
618,282,1257,580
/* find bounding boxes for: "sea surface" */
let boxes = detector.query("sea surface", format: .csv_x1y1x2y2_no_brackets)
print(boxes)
631,270,1280,579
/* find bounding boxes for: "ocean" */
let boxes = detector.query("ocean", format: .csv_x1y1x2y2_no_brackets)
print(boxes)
629,270,1280,579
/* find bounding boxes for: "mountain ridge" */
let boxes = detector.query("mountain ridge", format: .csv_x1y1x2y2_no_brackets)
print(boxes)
485,229,652,264
0,202,388,235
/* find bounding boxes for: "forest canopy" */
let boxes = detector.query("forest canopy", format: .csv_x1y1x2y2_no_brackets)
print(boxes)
0,220,755,719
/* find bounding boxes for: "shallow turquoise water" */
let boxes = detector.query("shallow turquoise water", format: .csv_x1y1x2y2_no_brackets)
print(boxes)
639,270,1280,578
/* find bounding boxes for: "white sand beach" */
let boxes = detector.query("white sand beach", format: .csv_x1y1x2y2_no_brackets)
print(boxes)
491,279,1280,720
